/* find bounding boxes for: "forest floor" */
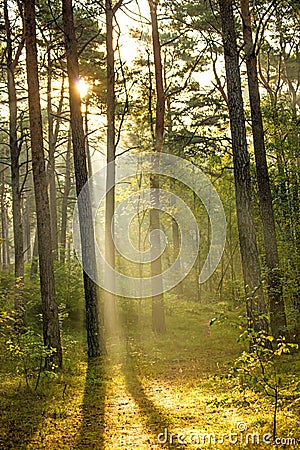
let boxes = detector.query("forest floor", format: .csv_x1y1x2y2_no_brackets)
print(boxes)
0,298,299,449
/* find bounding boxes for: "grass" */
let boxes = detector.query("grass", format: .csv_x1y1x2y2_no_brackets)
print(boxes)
0,296,299,449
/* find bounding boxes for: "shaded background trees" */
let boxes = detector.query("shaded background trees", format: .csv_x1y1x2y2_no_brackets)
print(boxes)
0,0,299,375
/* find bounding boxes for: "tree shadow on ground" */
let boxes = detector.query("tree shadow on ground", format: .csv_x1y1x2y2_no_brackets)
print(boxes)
122,342,185,450
76,357,106,449
0,382,53,449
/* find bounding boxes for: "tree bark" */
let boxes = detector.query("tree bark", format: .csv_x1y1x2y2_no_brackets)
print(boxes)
166,93,183,296
4,0,24,308
84,97,93,178
30,227,39,279
60,127,72,264
104,0,117,333
0,162,9,270
44,53,65,261
240,0,287,338
47,54,59,260
23,195,31,263
24,0,62,368
62,0,105,357
149,0,166,333
218,0,268,333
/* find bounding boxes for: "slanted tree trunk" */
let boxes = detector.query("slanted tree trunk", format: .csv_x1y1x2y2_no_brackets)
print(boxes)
62,0,105,357
217,0,268,334
24,0,62,368
148,0,166,334
4,0,24,309
240,0,287,338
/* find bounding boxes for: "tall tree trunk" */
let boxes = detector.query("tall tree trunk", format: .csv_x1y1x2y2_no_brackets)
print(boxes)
30,227,39,279
4,0,24,309
84,97,93,178
23,195,31,263
4,205,10,267
24,0,62,368
148,0,166,333
47,54,58,260
0,163,9,270
166,94,183,296
217,0,268,333
193,191,201,302
62,0,105,357
104,0,123,333
104,0,117,333
60,127,72,264
240,0,287,338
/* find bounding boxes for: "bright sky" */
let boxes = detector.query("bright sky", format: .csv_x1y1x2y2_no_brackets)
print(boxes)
115,0,222,87
116,0,150,64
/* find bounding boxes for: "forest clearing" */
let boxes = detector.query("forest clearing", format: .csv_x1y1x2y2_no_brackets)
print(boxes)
0,0,300,448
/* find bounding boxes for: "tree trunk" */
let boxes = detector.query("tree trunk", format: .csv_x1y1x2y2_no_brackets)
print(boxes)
149,0,166,333
62,0,105,357
240,0,287,338
84,97,93,178
4,0,24,308
193,191,201,302
217,0,268,334
24,0,62,368
23,195,31,263
30,227,39,279
166,93,183,296
0,163,9,270
60,127,72,264
47,54,59,260
104,1,117,333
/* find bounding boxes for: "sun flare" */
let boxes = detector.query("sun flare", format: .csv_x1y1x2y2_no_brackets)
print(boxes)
76,78,89,99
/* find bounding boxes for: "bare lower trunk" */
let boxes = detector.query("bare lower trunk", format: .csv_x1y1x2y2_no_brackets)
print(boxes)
60,127,72,264
104,1,117,334
167,93,183,296
0,165,9,270
24,0,62,368
84,99,93,178
149,0,166,333
4,0,24,311
62,0,105,357
30,228,38,279
218,0,268,333
47,55,58,260
23,196,31,263
240,0,286,338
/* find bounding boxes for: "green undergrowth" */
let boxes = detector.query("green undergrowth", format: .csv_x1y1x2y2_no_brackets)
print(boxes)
0,297,299,449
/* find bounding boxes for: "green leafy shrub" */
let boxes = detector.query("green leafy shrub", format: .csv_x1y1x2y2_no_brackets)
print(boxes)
0,310,57,390
229,330,299,439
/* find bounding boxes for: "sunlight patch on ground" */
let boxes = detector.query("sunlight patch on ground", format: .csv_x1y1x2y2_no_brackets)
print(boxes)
102,368,159,448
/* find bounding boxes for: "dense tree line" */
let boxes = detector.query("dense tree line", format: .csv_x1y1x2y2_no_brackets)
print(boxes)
0,0,299,367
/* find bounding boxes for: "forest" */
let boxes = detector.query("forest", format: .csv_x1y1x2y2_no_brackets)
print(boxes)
0,0,299,448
